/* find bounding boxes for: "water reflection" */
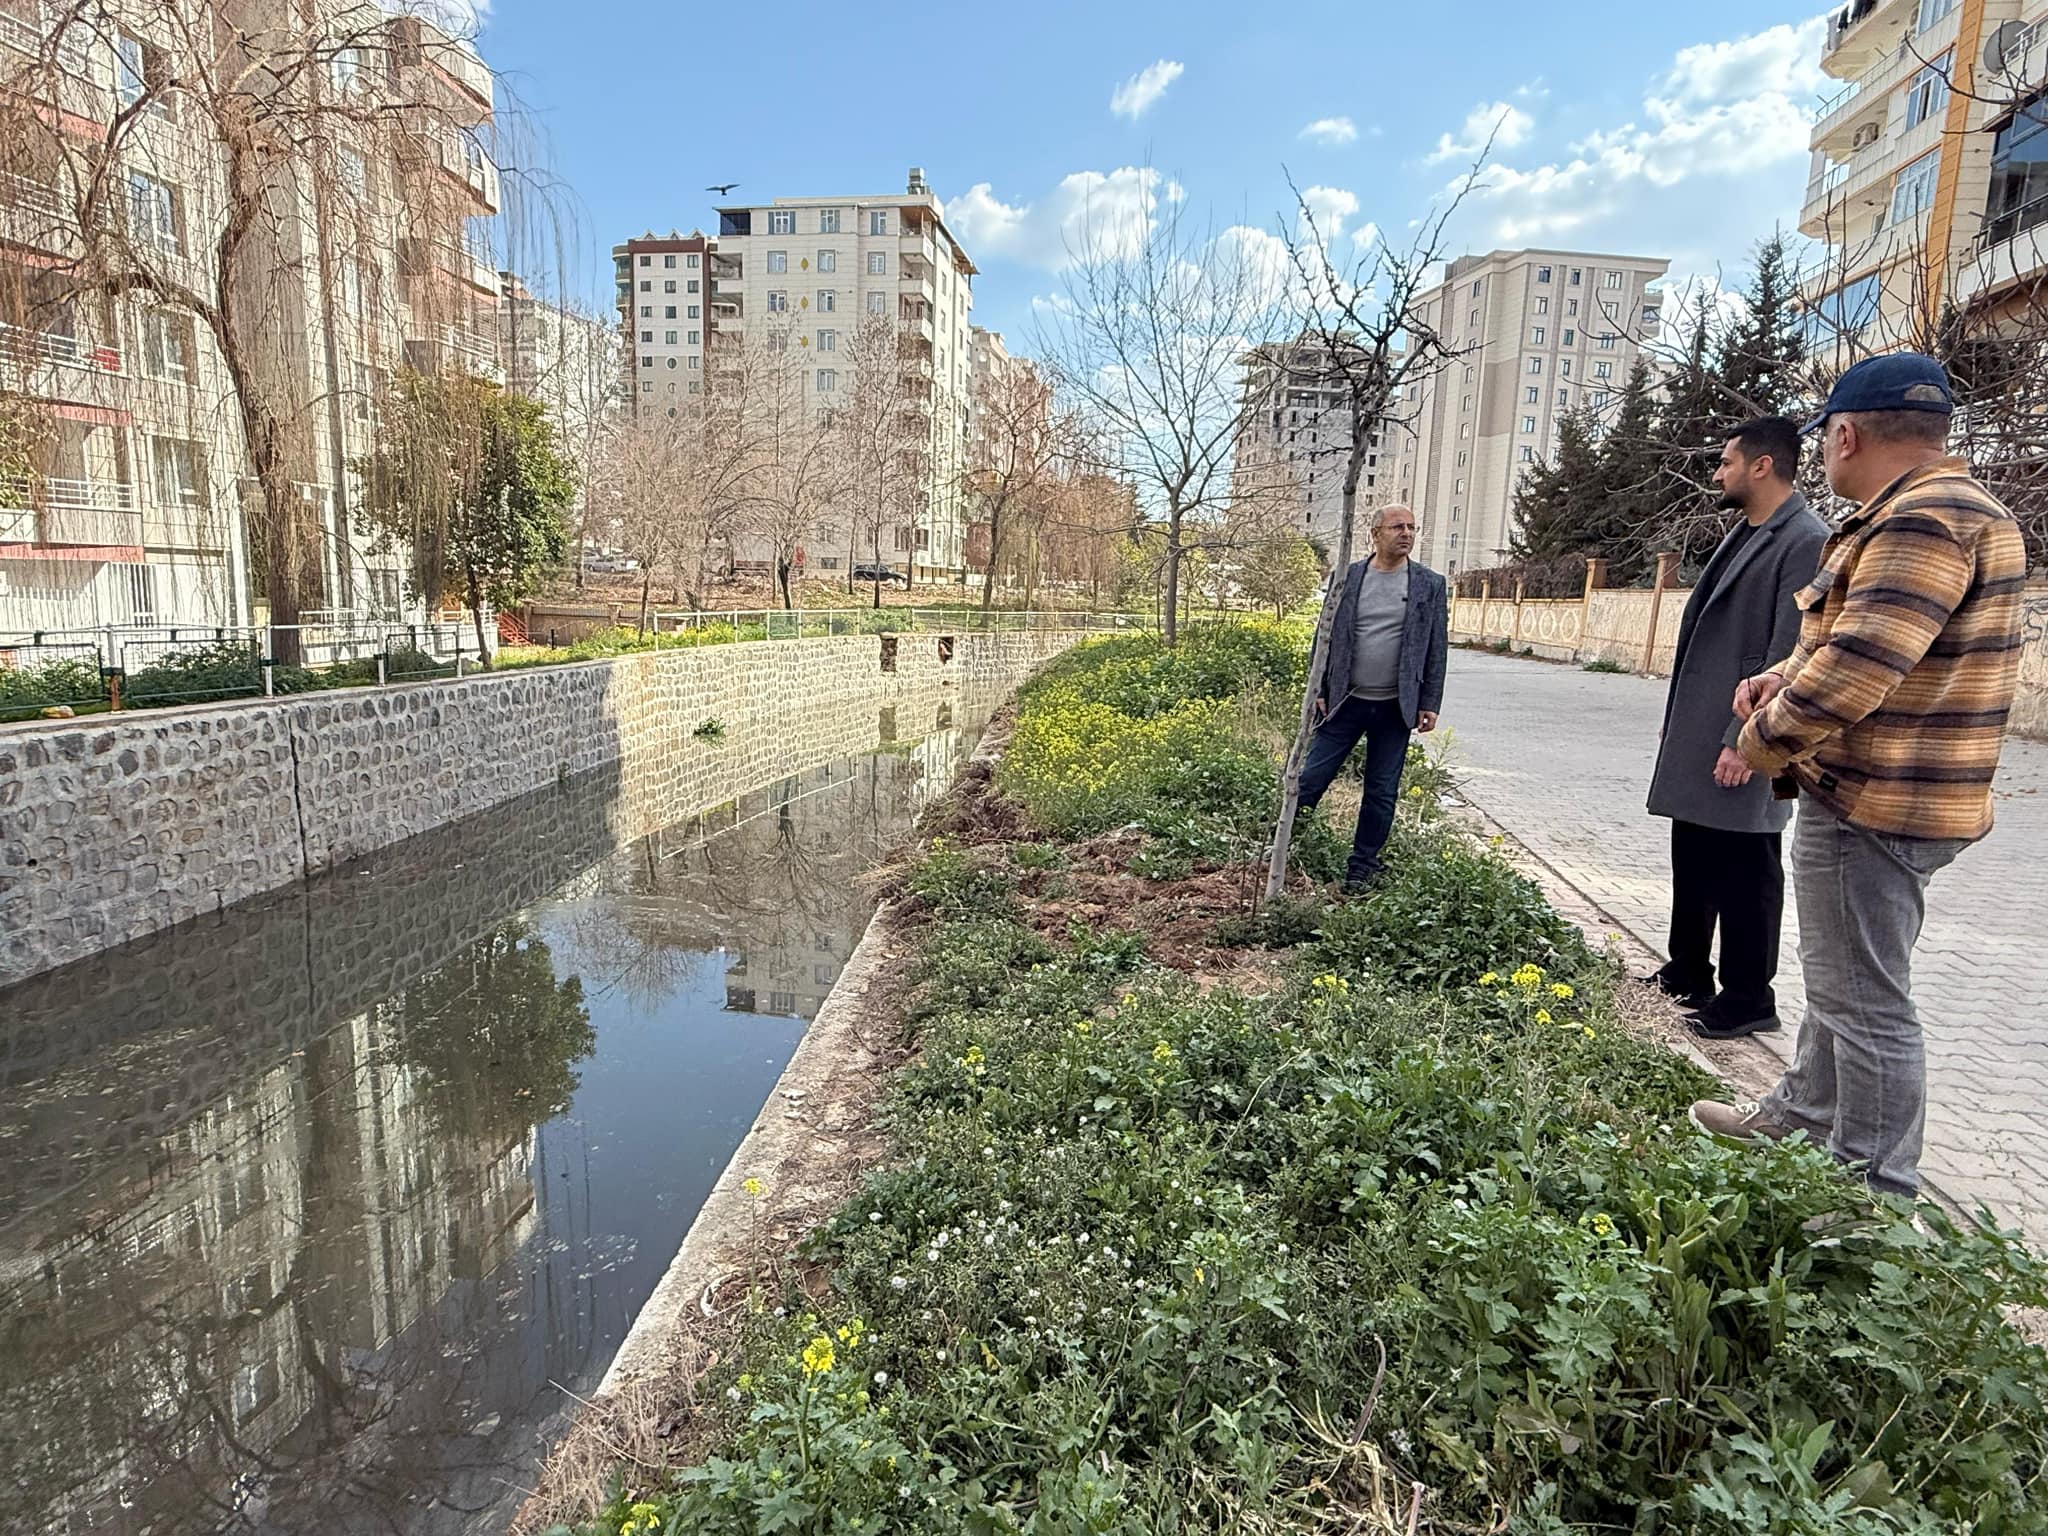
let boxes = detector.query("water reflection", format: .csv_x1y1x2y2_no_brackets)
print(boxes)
0,694,989,1535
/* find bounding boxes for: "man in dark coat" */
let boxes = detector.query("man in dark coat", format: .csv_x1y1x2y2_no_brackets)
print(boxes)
1644,415,1828,1038
1296,505,1450,891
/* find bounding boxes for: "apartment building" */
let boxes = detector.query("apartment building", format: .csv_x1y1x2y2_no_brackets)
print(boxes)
709,169,977,582
1800,0,2048,351
1398,248,1669,575
612,230,714,416
0,0,501,635
502,271,617,486
1234,337,1402,548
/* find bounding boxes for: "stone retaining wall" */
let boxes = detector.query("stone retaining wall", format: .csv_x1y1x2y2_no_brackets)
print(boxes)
0,631,1087,987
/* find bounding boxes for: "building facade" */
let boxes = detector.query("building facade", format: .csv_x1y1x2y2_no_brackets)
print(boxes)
709,169,976,582
1800,0,2048,353
1233,337,1401,549
611,230,714,417
1398,248,1669,576
0,1,502,637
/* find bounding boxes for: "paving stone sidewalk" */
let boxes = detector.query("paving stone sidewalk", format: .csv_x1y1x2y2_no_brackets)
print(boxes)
1439,649,2048,1246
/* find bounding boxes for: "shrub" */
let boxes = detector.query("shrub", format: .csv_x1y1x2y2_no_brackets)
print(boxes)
1584,656,1629,674
0,655,104,718
121,639,261,706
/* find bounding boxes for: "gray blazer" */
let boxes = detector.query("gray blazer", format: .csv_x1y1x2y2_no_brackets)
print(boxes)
1647,492,1829,833
1314,557,1449,731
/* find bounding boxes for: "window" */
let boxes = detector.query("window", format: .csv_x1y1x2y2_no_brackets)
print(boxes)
1917,0,1956,29
1562,328,1575,345
1557,388,1568,406
1521,416,1537,432
817,368,837,391
639,305,652,318
1468,307,1480,326
1459,422,1471,438
141,310,192,381
689,380,701,393
1592,390,1611,407
666,356,677,369
1891,149,1940,224
127,171,180,253
1642,305,1661,326
1985,95,2048,246
150,436,205,509
664,305,677,319
664,280,677,293
1520,446,1535,462
820,208,841,233
870,210,888,235
867,251,887,274
818,249,837,272
1537,265,1552,282
1595,361,1613,379
768,291,788,312
688,252,700,268
689,355,699,369
818,289,836,312
1561,360,1573,377
1568,298,1579,316
1598,332,1617,349
688,329,700,344
639,254,652,268
1471,279,1482,296
687,279,699,293
1527,356,1543,374
770,209,795,234
1524,385,1540,403
329,43,361,93
1536,296,1550,315
665,330,678,344
640,329,652,343
641,380,654,392
1603,270,1623,289
867,291,887,314
767,251,787,273
687,304,699,318
1569,268,1582,285
639,280,651,292
1531,326,1546,344
337,147,367,200
663,254,676,269
1461,395,1472,411
1905,53,1953,130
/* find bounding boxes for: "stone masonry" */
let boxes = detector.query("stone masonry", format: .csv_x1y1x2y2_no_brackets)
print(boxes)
0,631,1086,987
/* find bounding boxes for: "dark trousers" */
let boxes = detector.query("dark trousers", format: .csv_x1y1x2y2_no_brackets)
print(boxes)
1296,695,1411,884
1664,818,1784,1016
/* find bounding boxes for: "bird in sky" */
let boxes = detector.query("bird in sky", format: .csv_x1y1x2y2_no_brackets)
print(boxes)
706,183,740,195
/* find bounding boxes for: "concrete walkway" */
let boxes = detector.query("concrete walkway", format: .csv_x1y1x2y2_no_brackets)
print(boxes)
1440,649,2048,1247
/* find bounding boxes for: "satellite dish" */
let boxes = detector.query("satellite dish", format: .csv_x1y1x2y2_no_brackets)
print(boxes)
1984,18,2023,74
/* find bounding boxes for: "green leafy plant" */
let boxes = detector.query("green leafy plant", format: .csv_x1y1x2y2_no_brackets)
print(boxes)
693,717,727,741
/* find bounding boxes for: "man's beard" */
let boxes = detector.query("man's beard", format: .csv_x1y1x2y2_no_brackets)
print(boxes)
1717,488,1747,512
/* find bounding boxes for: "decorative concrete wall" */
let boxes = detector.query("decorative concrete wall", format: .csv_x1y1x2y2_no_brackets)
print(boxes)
0,630,1086,986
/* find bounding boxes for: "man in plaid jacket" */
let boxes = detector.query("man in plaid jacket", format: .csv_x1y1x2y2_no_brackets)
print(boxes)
1689,353,2029,1198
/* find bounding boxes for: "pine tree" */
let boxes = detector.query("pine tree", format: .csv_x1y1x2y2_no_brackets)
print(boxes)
1510,406,1607,561
1718,233,1807,420
1592,357,1665,583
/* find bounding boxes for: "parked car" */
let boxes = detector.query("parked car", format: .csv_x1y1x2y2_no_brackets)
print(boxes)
852,564,908,584
584,554,640,574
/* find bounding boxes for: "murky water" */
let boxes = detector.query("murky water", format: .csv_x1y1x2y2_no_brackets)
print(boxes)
0,692,989,1536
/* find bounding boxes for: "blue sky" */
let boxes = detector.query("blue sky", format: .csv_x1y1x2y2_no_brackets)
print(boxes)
474,0,1826,342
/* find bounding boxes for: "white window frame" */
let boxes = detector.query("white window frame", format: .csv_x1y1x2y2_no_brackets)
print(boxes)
770,209,796,235
816,368,837,391
867,251,887,274
767,250,788,274
820,208,841,234
869,210,888,235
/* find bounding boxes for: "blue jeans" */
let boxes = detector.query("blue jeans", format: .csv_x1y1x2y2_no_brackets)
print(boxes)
1764,803,1968,1197
1295,695,1410,885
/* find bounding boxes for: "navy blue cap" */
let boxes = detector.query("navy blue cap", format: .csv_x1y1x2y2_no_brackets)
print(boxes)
1803,352,1954,434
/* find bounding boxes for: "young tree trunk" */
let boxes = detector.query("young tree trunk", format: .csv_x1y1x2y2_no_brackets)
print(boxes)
465,559,494,670
1162,510,1183,648
637,567,652,636
1265,436,1365,898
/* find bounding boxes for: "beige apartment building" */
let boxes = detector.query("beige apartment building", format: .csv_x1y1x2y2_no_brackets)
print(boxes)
1397,248,1669,577
708,169,977,582
0,0,502,636
612,229,714,417
1800,0,2048,353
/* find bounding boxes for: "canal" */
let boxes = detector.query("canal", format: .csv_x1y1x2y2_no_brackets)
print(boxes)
0,691,991,1535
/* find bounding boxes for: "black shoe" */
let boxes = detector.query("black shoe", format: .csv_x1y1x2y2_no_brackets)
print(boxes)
1340,870,1387,897
1636,970,1712,1013
1684,1001,1782,1041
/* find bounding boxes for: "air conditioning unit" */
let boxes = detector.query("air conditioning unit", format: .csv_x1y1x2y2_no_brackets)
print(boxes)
1852,121,1882,149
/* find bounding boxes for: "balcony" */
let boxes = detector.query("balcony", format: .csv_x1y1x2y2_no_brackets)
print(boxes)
1800,121,1907,237
0,5,92,77
417,124,501,214
441,323,501,378
403,237,498,296
1822,0,1917,80
1952,195,2048,309
0,476,143,550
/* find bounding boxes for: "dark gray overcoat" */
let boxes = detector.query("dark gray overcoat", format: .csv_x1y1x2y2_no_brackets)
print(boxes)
1646,492,1829,834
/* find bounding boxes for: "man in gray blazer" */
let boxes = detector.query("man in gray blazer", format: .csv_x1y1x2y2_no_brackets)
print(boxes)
1297,505,1450,891
1645,416,1828,1039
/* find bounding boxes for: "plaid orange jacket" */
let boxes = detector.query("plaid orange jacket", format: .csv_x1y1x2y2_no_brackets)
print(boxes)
1737,457,2028,842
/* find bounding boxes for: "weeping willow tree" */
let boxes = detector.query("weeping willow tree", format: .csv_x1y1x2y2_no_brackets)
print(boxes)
355,369,574,664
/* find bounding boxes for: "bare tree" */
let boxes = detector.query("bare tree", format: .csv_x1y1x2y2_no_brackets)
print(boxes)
833,312,922,606
1034,198,1291,645
591,408,700,632
964,352,1082,619
739,327,841,609
1262,172,1482,898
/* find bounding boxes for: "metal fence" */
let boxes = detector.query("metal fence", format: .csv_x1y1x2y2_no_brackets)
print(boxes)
1,609,1139,723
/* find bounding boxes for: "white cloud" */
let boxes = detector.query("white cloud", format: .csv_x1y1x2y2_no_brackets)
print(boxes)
1427,100,1535,164
1454,16,1827,271
1299,116,1359,146
1298,185,1359,240
1110,59,1184,119
946,167,1167,269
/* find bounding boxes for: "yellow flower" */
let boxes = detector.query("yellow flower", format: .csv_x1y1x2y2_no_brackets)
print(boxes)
1586,1211,1616,1238
742,1176,764,1198
1153,1040,1177,1064
621,1501,662,1536
1511,963,1545,990
1407,785,1424,799
1535,1009,1553,1026
959,1044,986,1075
1489,834,1505,850
1311,973,1349,997
1480,1031,1495,1045
1074,1018,1092,1035
801,1336,836,1376
1193,1265,1206,1285
1550,982,1575,1000
1478,971,1500,987
1582,1026,1597,1040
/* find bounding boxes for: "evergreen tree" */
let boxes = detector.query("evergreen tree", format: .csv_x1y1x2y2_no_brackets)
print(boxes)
1509,407,1607,561
1718,233,1807,420
1593,357,1666,583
